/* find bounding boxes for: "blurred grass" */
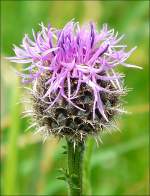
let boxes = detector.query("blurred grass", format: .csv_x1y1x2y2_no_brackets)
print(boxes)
1,1,149,195
3,75,20,195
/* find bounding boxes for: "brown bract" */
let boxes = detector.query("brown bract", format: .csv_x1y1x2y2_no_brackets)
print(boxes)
29,71,124,142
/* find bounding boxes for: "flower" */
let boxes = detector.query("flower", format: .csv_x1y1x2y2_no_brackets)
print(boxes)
8,20,141,142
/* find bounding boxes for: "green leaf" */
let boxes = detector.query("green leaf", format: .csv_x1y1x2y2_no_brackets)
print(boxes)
56,176,67,181
62,150,68,154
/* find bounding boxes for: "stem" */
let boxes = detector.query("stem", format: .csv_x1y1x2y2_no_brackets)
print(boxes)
67,139,85,196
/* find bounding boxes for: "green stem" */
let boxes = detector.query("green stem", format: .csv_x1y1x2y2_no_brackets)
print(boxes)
67,139,85,196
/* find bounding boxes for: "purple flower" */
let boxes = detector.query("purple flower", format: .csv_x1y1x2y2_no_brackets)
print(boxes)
8,20,141,122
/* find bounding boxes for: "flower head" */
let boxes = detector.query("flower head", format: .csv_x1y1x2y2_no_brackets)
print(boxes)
8,20,141,142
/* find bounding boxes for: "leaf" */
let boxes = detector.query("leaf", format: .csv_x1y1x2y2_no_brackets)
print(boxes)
62,145,67,149
71,173,78,180
56,176,67,181
62,150,68,154
57,168,69,178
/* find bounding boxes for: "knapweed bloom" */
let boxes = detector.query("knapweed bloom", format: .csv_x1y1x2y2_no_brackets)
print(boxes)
8,20,141,142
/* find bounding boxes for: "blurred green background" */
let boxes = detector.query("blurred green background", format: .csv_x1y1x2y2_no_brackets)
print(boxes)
1,1,149,195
